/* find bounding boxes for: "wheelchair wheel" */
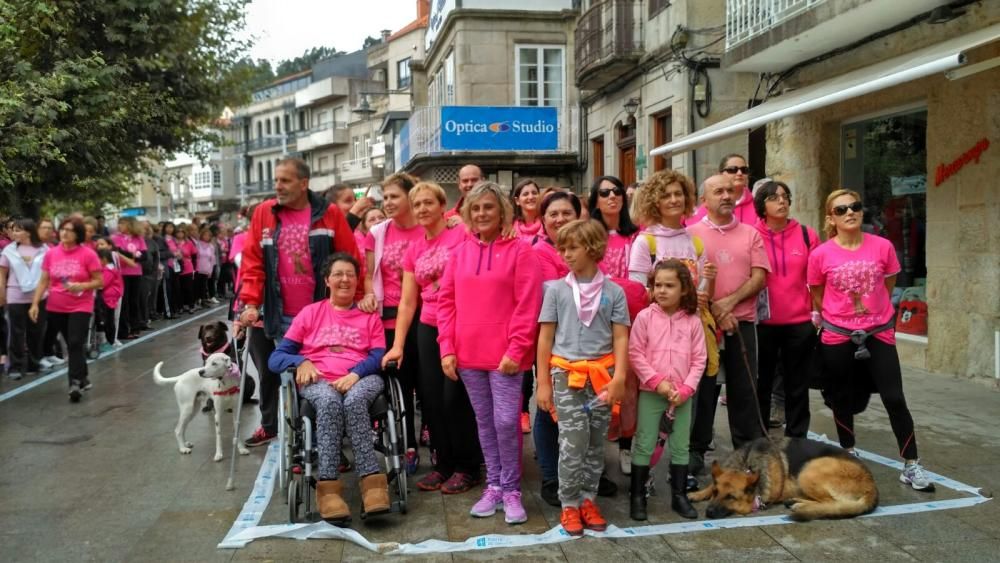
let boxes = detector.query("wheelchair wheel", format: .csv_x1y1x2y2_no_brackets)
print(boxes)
287,476,300,523
383,376,408,510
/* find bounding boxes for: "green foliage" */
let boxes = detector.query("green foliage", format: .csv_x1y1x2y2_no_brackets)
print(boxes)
0,0,256,215
274,45,343,77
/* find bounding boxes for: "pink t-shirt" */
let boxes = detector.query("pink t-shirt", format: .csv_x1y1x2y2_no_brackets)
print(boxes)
42,244,101,314
0,244,45,304
111,233,146,277
807,233,901,345
277,206,316,316
179,239,196,275
533,238,568,283
354,230,367,255
599,230,634,279
366,221,424,329
195,239,217,276
403,226,467,327
284,301,386,383
101,262,124,309
687,218,771,322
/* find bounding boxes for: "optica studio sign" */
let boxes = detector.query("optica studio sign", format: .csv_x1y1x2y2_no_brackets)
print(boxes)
440,106,558,151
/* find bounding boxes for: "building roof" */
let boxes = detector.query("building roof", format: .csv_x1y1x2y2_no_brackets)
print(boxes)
389,15,428,42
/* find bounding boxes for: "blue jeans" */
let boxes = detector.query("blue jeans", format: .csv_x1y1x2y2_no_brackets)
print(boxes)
533,407,559,483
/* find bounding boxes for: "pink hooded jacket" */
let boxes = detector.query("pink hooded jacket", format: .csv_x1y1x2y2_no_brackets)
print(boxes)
437,235,542,371
628,303,706,401
753,218,820,325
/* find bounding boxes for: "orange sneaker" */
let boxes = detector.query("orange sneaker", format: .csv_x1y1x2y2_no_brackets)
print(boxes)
520,412,531,433
560,506,583,536
580,499,608,531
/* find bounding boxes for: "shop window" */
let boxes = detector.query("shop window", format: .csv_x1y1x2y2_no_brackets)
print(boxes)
841,109,928,338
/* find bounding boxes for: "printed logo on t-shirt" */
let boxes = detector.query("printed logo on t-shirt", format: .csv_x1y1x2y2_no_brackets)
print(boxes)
49,260,81,281
383,240,410,279
601,247,628,278
316,324,362,353
279,223,310,274
415,245,450,290
829,259,882,315
715,249,734,265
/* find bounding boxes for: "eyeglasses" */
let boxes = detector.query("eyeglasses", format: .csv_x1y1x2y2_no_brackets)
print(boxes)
329,271,358,279
598,187,625,198
832,201,864,216
765,193,790,203
722,166,750,174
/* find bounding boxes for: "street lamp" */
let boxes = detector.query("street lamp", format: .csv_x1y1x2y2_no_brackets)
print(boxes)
623,97,641,118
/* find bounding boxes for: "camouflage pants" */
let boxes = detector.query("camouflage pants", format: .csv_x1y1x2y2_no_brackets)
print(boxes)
553,368,612,508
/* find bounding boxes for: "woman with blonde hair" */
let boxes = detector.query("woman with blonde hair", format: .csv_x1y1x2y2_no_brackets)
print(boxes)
807,188,934,492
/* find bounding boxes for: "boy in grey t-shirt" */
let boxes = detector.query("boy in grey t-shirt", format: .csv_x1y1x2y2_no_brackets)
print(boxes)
535,219,630,535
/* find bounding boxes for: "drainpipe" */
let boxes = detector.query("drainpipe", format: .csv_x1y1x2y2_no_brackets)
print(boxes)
995,330,999,381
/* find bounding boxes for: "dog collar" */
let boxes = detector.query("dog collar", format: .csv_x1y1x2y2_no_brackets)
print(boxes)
213,386,240,397
201,340,231,357
752,495,766,513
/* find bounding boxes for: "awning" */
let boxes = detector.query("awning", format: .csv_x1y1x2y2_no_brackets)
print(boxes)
650,23,1000,157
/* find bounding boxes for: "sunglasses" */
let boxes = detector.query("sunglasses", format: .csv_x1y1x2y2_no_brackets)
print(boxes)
598,187,625,198
722,166,750,174
832,201,864,216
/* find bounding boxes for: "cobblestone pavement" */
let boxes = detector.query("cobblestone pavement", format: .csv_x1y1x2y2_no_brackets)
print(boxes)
1,309,997,562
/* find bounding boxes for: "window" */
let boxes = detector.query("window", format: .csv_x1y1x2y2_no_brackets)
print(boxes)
318,156,329,172
352,136,361,160
212,169,221,188
652,110,672,172
265,161,272,182
265,120,271,135
649,0,670,18
256,162,263,183
516,45,564,107
841,109,928,337
274,117,281,135
284,115,290,134
332,107,343,127
298,111,306,131
445,51,455,104
397,58,412,90
314,110,330,128
256,121,262,139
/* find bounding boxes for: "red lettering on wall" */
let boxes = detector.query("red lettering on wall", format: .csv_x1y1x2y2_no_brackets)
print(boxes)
935,138,990,187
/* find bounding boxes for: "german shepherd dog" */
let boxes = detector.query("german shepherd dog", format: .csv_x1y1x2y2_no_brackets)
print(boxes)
688,437,879,521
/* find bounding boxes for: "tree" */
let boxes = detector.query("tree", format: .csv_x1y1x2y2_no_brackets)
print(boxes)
274,46,343,77
0,0,258,216
362,35,382,49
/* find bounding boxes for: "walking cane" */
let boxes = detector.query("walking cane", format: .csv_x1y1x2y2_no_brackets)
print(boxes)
226,325,253,491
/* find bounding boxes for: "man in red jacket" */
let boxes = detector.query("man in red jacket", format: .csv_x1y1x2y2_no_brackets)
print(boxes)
238,157,362,447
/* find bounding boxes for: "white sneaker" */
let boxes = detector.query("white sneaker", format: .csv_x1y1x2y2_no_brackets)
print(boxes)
619,449,632,476
39,357,53,370
209,297,220,304
900,460,935,492
112,340,124,348
46,355,67,366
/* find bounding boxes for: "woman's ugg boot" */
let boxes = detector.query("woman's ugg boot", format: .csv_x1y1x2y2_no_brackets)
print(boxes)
669,464,698,519
360,473,391,515
630,464,650,521
316,479,350,523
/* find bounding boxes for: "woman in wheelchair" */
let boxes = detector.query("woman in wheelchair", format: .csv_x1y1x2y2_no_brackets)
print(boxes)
268,252,391,524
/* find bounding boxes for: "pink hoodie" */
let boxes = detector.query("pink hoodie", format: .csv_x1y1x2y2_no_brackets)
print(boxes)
753,218,819,325
684,188,756,226
437,235,542,371
628,303,706,401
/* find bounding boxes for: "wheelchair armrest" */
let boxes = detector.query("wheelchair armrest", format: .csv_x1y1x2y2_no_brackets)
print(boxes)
280,369,296,386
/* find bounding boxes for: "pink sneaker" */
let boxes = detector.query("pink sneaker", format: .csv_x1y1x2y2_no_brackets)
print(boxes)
469,486,503,517
502,490,527,524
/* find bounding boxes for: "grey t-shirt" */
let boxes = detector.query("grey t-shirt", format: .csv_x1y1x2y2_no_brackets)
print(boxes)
539,277,630,360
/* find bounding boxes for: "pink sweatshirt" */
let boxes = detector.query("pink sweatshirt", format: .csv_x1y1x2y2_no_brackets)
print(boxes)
628,303,707,400
437,235,542,371
532,238,568,283
753,218,820,325
684,188,756,226
100,262,124,309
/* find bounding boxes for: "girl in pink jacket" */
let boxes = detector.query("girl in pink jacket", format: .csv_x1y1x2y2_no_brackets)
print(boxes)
627,259,706,521
436,182,542,525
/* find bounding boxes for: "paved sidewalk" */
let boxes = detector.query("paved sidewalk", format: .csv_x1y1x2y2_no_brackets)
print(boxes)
0,312,997,561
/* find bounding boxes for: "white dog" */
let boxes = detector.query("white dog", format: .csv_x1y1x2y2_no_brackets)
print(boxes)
153,352,250,461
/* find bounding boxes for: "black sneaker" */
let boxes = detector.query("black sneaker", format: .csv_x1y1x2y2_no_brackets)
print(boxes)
597,472,618,497
243,427,275,448
540,479,560,507
68,382,82,402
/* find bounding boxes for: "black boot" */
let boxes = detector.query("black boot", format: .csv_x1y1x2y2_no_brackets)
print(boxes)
670,464,698,519
630,464,649,521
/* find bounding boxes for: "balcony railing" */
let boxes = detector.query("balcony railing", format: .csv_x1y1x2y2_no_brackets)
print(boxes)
238,181,270,195
575,0,644,89
726,0,829,50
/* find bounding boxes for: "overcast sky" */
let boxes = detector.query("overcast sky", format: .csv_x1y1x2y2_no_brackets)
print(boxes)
242,0,420,64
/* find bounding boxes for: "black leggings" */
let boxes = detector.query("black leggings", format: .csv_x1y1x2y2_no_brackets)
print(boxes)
521,369,533,413
386,325,419,449
194,273,210,303
122,275,141,334
178,273,195,309
822,337,919,460
46,311,91,385
247,327,279,435
417,322,483,475
6,302,46,374
757,321,815,438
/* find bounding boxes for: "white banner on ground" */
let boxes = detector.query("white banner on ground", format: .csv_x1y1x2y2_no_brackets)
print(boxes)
218,441,280,549
220,435,992,553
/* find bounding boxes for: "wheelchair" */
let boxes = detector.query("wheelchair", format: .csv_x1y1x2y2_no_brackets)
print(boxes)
277,362,409,523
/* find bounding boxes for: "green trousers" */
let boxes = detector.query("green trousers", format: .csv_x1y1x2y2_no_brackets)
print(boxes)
632,390,692,466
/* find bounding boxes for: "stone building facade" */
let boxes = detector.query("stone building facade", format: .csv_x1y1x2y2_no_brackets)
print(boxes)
655,0,1000,380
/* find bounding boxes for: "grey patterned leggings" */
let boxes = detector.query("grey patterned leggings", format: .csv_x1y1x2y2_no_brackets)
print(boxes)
299,376,384,480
